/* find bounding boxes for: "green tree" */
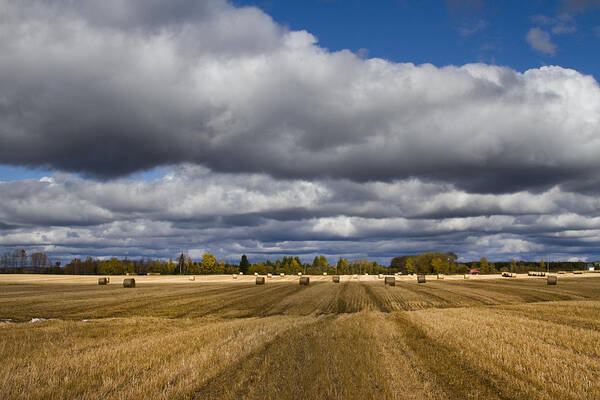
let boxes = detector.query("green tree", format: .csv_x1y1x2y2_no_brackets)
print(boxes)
431,257,443,273
405,257,415,274
239,254,250,274
540,259,546,271
480,257,489,274
337,257,349,274
201,253,218,274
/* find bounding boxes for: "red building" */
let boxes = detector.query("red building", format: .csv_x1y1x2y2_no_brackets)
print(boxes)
469,269,480,275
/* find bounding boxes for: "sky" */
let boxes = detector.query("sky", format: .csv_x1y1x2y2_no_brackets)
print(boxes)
1,0,600,264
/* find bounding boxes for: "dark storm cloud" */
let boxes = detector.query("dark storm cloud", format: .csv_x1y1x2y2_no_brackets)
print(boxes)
2,169,600,263
1,1,600,194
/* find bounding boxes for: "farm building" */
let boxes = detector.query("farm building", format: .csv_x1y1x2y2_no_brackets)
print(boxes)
469,269,479,275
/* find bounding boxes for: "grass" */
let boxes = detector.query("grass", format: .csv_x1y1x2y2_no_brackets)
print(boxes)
1,274,600,399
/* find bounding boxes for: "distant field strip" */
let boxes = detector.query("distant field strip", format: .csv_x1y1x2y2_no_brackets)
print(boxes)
1,275,599,399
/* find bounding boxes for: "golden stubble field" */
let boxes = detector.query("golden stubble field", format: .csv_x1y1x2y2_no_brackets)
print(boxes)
1,274,599,400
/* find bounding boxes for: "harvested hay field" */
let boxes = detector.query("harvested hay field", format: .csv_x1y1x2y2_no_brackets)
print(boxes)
1,274,600,400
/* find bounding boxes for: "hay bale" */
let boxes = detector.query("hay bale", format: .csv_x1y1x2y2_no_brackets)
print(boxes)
280,273,285,277
189,276,195,281
332,275,340,283
106,277,110,283
437,274,444,280
298,272,302,276
147,272,160,276
254,272,259,276
299,276,310,285
98,277,109,285
558,271,566,274
239,272,244,275
384,276,396,286
528,271,545,277
352,274,358,279
323,272,328,276
267,273,273,278
232,274,238,279
417,274,426,283
502,272,516,278
464,274,469,279
574,271,583,275
547,275,558,285
378,274,384,279
123,278,136,288
256,277,265,285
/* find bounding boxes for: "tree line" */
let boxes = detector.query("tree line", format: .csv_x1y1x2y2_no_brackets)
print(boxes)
1,248,597,275
0,249,61,273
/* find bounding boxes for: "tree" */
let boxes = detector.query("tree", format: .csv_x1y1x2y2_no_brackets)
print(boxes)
177,253,192,274
480,257,489,274
540,259,546,271
337,257,349,274
239,254,250,274
405,257,415,274
431,257,443,274
510,258,517,272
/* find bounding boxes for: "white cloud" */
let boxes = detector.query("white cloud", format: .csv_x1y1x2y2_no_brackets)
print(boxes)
1,1,600,263
526,28,557,55
0,1,599,196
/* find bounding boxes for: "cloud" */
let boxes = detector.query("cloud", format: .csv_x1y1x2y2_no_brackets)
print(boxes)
531,13,576,35
2,0,600,263
458,19,487,36
3,168,600,262
526,28,557,55
356,48,370,58
0,1,599,195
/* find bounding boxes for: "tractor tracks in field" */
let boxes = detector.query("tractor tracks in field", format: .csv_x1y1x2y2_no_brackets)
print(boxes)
361,282,391,313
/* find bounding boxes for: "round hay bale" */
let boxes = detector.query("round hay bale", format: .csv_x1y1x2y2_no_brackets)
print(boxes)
123,278,136,288
378,274,384,279
189,276,195,281
332,276,340,283
267,273,273,278
299,276,310,285
254,272,259,276
547,275,558,285
417,274,426,284
98,277,108,285
280,273,285,277
323,272,328,276
464,274,470,279
297,272,302,276
437,274,444,280
239,272,244,275
106,277,110,283
256,277,265,285
232,274,238,279
384,276,396,286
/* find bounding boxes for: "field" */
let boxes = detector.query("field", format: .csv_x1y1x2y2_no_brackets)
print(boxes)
1,274,600,399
